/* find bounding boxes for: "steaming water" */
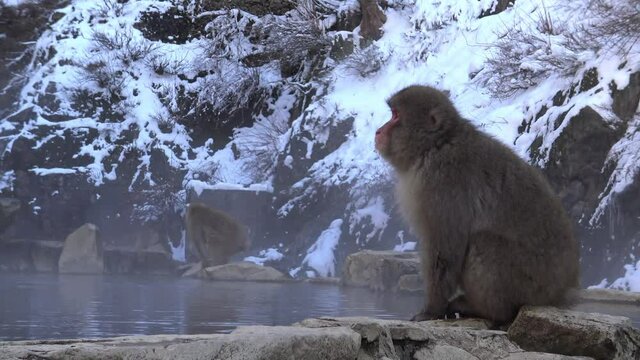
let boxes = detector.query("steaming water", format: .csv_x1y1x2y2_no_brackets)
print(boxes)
1,274,638,341
0,274,422,341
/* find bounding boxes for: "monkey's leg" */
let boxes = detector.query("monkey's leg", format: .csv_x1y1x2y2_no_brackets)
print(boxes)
445,295,475,319
461,231,529,324
412,230,469,321
193,228,211,267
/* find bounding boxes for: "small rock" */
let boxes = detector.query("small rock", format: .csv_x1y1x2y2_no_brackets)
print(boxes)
58,223,104,274
181,262,204,277
203,261,290,282
611,70,640,121
508,306,640,360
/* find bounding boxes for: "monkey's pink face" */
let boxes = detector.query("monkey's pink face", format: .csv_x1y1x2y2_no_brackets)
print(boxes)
375,108,400,154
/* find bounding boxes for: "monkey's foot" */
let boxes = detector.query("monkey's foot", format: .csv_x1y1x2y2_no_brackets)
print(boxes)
410,311,442,322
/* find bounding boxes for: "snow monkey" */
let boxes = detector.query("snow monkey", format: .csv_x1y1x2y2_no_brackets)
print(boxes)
375,85,579,324
185,203,250,267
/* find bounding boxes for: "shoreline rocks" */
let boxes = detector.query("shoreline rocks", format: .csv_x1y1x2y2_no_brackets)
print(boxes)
3,307,638,359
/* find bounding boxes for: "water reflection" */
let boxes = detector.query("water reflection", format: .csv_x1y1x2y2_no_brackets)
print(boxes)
0,274,423,340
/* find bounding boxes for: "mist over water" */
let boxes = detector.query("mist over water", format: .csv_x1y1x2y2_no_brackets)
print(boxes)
0,274,423,341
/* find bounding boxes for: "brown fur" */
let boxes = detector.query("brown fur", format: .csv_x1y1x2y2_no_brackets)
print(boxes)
185,203,250,267
376,85,580,324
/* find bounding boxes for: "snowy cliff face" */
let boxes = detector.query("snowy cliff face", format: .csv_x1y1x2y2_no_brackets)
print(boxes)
0,0,639,286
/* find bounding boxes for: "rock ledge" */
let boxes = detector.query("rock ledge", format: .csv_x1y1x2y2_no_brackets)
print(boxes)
2,307,638,359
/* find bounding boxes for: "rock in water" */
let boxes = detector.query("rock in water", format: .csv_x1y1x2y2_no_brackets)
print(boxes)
58,223,104,274
202,261,289,282
342,250,420,291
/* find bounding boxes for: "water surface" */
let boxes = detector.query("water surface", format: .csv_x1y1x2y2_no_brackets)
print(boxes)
0,274,422,340
1,274,638,341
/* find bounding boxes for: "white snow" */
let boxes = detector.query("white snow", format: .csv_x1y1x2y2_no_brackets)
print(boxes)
603,261,640,292
244,248,284,266
349,196,390,243
2,0,29,6
0,171,15,192
393,241,417,252
30,167,78,176
301,219,343,277
170,231,186,262
591,113,640,224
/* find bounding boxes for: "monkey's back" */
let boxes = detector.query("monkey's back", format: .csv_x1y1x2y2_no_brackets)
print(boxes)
478,130,578,285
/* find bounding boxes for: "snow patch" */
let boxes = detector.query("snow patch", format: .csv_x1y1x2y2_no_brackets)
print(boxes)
244,248,284,266
170,231,186,262
0,171,15,192
393,241,417,252
30,167,78,176
607,261,640,292
349,196,390,242
301,219,343,277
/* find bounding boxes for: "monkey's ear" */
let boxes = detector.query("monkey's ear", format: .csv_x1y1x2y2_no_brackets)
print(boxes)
426,107,444,131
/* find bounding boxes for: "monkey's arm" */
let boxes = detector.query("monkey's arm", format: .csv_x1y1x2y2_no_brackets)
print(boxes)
418,223,469,320
192,226,218,264
414,177,478,320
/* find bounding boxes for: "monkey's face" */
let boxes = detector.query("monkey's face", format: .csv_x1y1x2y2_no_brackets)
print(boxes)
374,108,399,154
376,85,459,171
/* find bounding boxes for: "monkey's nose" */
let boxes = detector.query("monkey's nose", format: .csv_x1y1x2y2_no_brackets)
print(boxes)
375,129,381,135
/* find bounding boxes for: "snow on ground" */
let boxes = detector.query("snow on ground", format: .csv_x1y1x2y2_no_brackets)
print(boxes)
591,260,640,292
244,248,284,266
394,241,416,252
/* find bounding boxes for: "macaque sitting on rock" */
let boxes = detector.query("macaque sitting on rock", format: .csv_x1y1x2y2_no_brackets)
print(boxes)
185,203,250,267
375,85,580,324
